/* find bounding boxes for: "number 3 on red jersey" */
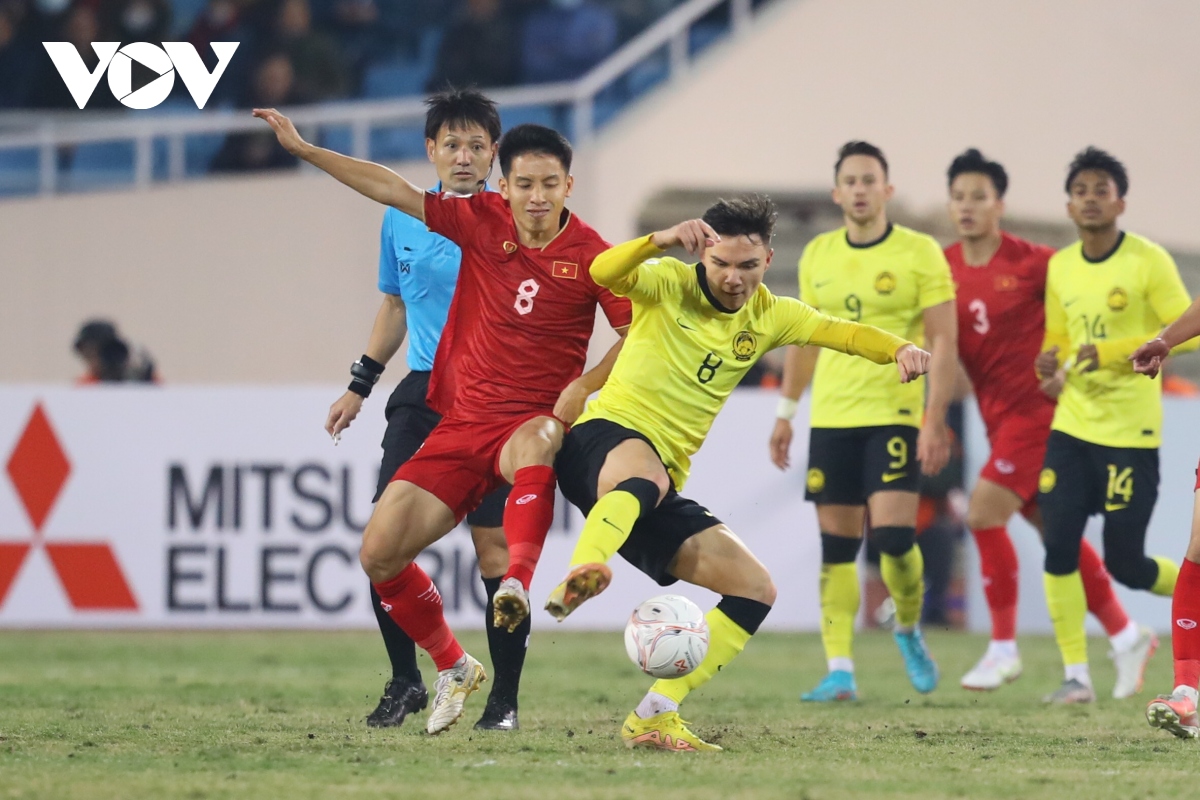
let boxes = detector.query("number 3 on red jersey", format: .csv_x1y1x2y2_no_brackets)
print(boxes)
515,278,540,315
968,298,989,334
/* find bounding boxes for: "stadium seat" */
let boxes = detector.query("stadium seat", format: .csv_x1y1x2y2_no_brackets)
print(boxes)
500,105,557,132
170,0,211,38
61,141,135,192
0,148,39,197
626,54,670,99
369,126,425,162
362,60,429,99
185,133,226,176
320,126,354,155
689,22,726,56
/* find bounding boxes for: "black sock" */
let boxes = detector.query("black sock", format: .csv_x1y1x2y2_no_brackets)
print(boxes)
483,575,529,707
716,595,773,635
370,582,421,684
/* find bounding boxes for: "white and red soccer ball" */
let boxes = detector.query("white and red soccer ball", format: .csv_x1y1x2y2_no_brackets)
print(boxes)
624,594,709,678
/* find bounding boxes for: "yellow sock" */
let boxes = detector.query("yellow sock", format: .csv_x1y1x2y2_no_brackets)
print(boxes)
568,490,642,568
881,545,924,629
820,562,859,662
1151,556,1179,596
1044,571,1088,666
651,608,752,704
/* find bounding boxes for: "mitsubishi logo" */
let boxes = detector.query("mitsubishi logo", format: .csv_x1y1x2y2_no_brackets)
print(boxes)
1,403,138,610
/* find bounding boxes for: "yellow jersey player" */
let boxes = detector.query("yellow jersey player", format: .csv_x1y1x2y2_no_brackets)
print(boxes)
769,141,958,702
1034,147,1196,704
543,195,930,751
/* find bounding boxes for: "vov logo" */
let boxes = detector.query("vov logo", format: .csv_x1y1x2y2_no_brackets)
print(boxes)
42,42,239,110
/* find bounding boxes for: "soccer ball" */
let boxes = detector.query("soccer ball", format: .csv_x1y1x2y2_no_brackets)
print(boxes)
624,594,709,678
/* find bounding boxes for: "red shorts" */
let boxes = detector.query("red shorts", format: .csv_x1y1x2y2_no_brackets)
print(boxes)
391,412,547,523
979,414,1051,508
1194,455,1200,491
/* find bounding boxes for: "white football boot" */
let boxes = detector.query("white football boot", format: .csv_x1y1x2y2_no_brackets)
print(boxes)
426,653,486,735
1110,625,1158,700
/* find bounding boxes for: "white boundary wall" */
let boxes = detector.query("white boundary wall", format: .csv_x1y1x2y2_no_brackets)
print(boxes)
2,386,1197,633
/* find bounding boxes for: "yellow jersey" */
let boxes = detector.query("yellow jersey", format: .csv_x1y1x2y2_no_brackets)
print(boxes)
578,235,908,490
1044,231,1195,449
799,224,955,428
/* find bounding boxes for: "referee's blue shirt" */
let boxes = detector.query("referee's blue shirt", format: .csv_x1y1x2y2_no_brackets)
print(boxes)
377,184,488,372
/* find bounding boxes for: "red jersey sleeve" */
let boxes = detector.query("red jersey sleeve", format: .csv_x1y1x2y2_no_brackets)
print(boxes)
422,191,487,246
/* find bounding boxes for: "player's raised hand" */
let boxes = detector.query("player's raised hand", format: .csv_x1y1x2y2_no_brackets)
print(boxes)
651,219,720,256
325,391,364,442
769,418,793,471
894,344,930,384
1035,346,1060,380
1130,336,1170,378
252,108,307,156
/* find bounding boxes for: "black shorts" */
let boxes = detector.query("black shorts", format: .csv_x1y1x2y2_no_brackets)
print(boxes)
804,425,921,505
373,370,510,527
1038,430,1159,543
555,418,721,586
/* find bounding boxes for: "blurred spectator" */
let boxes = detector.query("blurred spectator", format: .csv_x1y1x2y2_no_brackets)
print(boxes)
522,0,617,83
0,2,38,108
74,319,158,384
267,0,347,103
311,0,419,89
104,0,172,43
28,3,121,108
425,0,519,92
184,0,256,107
209,52,300,172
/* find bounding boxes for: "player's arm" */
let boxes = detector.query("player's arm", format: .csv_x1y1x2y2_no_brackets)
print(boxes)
1094,250,1198,375
1132,295,1200,377
1035,275,1071,396
769,344,820,470
326,294,408,440
553,327,629,424
253,108,425,219
590,220,719,294
917,300,957,475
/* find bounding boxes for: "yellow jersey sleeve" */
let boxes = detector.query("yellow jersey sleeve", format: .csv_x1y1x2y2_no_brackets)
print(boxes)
1042,270,1070,365
915,236,956,310
771,297,905,363
798,241,818,307
1094,245,1196,368
589,235,670,304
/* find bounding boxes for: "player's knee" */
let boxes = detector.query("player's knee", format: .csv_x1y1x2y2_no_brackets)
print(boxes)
510,418,564,467
871,525,916,557
359,535,409,584
1042,540,1079,577
966,502,1005,533
472,530,509,578
821,532,861,564
1104,552,1154,590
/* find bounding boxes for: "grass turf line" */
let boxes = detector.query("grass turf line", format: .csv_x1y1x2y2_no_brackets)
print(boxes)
0,629,1189,799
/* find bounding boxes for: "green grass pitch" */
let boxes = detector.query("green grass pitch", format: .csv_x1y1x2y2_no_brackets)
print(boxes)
0,628,1190,799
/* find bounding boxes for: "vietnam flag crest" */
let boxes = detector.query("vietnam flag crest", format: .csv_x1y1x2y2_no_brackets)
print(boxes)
553,261,579,280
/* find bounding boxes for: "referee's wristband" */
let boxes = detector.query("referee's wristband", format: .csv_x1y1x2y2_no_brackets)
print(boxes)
776,397,799,421
348,354,385,398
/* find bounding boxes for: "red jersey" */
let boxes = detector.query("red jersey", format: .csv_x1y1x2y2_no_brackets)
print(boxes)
946,232,1056,430
423,191,632,419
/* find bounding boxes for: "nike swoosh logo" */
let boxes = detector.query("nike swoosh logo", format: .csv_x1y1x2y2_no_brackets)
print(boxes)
1104,502,1128,512
602,517,623,532
1063,298,1080,307
676,317,696,331
882,472,907,483
814,280,832,288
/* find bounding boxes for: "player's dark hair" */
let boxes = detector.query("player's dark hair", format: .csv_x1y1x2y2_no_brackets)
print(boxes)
701,194,777,245
947,148,1008,198
835,140,888,178
1065,146,1129,197
498,124,573,176
423,87,501,144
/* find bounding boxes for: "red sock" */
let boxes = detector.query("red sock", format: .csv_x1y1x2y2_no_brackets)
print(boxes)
1173,558,1200,689
502,465,557,589
972,526,1018,641
373,563,464,671
1078,539,1130,637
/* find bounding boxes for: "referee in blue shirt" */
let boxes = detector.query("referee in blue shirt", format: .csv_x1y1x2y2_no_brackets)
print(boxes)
325,89,523,731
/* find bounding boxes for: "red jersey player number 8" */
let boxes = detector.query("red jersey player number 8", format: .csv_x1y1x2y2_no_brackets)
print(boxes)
515,279,540,315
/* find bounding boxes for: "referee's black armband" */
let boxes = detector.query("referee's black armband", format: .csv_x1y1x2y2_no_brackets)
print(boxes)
348,354,385,398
